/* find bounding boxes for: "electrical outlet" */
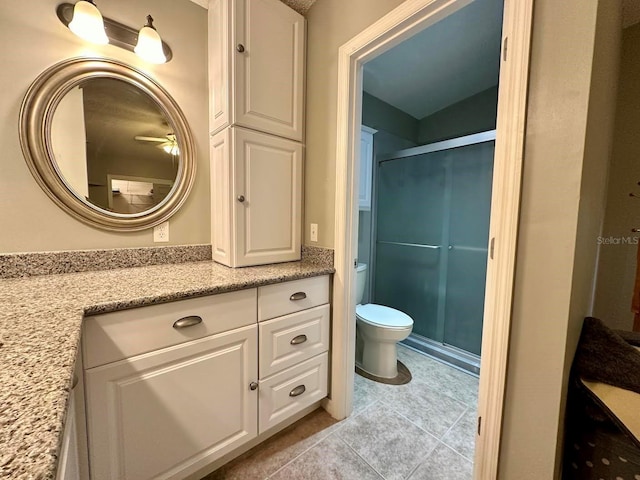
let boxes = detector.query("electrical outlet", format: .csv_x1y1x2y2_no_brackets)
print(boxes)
310,223,318,242
153,221,169,242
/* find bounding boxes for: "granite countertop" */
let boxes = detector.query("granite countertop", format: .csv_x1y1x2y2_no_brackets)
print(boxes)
0,258,334,480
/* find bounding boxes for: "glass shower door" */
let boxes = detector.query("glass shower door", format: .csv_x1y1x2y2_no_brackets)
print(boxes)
373,136,495,361
374,150,448,341
443,142,494,356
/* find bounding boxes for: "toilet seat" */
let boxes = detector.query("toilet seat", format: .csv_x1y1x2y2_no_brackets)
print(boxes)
356,304,413,329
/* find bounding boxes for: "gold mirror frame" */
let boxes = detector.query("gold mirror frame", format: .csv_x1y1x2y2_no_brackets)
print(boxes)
19,57,196,231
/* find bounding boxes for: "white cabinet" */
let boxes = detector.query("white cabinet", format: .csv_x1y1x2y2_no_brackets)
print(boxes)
85,325,258,480
359,126,377,210
256,276,330,432
209,0,305,268
83,291,259,480
208,0,305,141
81,276,329,480
211,126,302,267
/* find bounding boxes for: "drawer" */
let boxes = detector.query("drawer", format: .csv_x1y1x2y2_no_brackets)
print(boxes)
258,352,328,433
83,289,257,369
258,275,329,321
259,304,330,378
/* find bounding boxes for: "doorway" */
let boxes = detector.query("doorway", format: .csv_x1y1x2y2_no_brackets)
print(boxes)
327,0,534,477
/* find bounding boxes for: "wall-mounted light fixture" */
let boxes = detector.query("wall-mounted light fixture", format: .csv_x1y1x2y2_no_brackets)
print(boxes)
56,2,173,64
134,16,167,64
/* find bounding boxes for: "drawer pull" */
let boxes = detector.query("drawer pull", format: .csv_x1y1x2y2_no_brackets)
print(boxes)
172,315,203,329
290,292,307,301
289,385,306,397
290,334,308,345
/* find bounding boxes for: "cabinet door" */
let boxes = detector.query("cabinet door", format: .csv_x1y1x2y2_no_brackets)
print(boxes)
359,126,376,210
233,0,305,141
85,325,258,480
234,127,302,267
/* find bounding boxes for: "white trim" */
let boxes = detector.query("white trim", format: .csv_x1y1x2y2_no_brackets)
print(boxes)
474,1,533,477
330,0,533,479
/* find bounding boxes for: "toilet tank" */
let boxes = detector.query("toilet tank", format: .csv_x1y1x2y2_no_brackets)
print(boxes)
356,263,367,304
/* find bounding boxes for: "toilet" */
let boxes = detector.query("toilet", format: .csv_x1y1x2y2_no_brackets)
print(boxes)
355,263,414,378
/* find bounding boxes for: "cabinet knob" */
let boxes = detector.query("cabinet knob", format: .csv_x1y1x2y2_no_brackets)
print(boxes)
249,382,259,391
237,195,245,203
236,43,245,53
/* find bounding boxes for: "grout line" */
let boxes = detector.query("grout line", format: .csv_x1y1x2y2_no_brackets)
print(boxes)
440,406,468,439
338,436,387,479
265,418,351,479
438,406,477,463
438,440,475,465
405,440,440,480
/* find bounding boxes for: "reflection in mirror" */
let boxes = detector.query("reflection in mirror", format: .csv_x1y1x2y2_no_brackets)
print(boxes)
50,78,179,215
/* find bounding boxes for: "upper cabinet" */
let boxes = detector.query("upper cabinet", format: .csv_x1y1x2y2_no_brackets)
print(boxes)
209,0,306,141
359,126,377,210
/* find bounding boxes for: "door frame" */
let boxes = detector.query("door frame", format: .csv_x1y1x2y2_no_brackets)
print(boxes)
325,0,533,477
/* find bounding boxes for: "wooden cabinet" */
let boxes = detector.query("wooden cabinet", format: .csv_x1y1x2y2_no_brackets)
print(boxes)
359,126,377,210
211,126,302,267
208,0,305,141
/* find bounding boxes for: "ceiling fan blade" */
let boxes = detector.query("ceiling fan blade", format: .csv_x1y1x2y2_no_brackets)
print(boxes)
134,136,167,142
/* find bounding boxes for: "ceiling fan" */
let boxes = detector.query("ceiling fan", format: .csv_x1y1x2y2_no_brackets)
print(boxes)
134,133,179,156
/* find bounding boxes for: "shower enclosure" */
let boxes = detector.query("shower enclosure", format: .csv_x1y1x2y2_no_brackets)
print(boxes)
372,131,495,374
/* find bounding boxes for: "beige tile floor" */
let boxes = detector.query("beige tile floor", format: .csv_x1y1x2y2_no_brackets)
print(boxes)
203,344,479,480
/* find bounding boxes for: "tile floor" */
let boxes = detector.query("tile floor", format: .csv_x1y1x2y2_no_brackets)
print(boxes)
203,344,479,480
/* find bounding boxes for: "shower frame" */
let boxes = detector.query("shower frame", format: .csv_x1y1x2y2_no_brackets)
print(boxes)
368,130,496,375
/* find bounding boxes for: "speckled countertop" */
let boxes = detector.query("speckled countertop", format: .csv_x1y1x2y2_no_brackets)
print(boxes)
0,259,334,480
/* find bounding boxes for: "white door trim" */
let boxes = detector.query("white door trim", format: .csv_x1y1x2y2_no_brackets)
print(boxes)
327,0,533,478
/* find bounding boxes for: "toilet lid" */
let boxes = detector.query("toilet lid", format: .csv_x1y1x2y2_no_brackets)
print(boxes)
356,304,414,328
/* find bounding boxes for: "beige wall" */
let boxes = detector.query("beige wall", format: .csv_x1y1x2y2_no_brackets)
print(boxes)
306,0,621,477
0,0,209,253
593,22,640,331
304,0,406,247
499,1,621,478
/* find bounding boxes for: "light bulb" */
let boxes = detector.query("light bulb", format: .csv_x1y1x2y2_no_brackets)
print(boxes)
134,16,167,64
68,1,108,45
162,144,179,156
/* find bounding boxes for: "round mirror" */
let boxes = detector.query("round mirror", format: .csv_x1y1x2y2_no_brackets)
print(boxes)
19,57,196,231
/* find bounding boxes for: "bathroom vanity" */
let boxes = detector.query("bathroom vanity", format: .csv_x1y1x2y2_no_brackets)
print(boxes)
0,258,333,480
